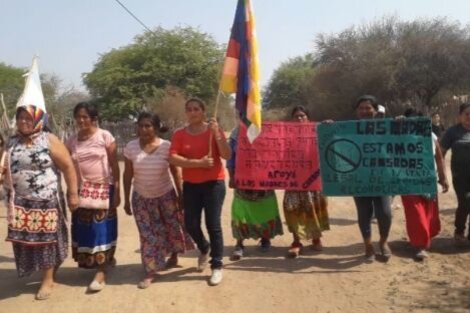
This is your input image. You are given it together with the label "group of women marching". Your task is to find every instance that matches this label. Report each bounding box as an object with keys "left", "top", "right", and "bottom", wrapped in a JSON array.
[{"left": 3, "top": 96, "right": 470, "bottom": 300}]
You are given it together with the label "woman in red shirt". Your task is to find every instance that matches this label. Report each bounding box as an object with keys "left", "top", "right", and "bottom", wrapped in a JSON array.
[{"left": 169, "top": 98, "right": 231, "bottom": 286}]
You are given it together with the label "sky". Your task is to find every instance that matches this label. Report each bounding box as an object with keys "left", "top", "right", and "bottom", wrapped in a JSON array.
[{"left": 2, "top": 0, "right": 470, "bottom": 92}]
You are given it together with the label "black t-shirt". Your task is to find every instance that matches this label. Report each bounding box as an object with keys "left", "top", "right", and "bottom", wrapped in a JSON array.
[{"left": 440, "top": 124, "right": 470, "bottom": 173}]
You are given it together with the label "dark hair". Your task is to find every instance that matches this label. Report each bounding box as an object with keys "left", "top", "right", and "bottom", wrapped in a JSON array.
[
  {"left": 291, "top": 105, "right": 310, "bottom": 119},
  {"left": 15, "top": 106, "right": 50, "bottom": 129},
  {"left": 137, "top": 111, "right": 168, "bottom": 133},
  {"left": 431, "top": 112, "right": 440, "bottom": 117},
  {"left": 459, "top": 103, "right": 470, "bottom": 114},
  {"left": 355, "top": 95, "right": 379, "bottom": 111},
  {"left": 15, "top": 106, "right": 28, "bottom": 120},
  {"left": 404, "top": 108, "right": 423, "bottom": 117},
  {"left": 185, "top": 98, "right": 206, "bottom": 111},
  {"left": 73, "top": 101, "right": 99, "bottom": 121}
]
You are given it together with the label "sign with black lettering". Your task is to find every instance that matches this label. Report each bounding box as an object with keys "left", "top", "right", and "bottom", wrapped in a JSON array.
[
  {"left": 317, "top": 118, "right": 437, "bottom": 196},
  {"left": 235, "top": 122, "right": 321, "bottom": 190}
]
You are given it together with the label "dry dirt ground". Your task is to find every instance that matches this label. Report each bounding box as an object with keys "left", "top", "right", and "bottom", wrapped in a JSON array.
[{"left": 0, "top": 161, "right": 469, "bottom": 313}]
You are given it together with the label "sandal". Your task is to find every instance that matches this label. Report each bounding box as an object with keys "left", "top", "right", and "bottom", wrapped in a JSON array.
[
  {"left": 311, "top": 238, "right": 323, "bottom": 251},
  {"left": 166, "top": 255, "right": 178, "bottom": 269},
  {"left": 365, "top": 244, "right": 375, "bottom": 263},
  {"left": 88, "top": 279, "right": 106, "bottom": 292},
  {"left": 35, "top": 285, "right": 53, "bottom": 300},
  {"left": 287, "top": 243, "right": 303, "bottom": 258},
  {"left": 230, "top": 245, "right": 244, "bottom": 261},
  {"left": 138, "top": 277, "right": 154, "bottom": 289},
  {"left": 380, "top": 242, "right": 392, "bottom": 261}
]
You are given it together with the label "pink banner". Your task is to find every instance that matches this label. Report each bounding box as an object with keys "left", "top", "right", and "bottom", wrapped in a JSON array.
[{"left": 235, "top": 122, "right": 322, "bottom": 191}]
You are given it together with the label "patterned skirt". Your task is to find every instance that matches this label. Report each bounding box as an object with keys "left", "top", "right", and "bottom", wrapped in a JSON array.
[
  {"left": 283, "top": 191, "right": 330, "bottom": 240},
  {"left": 9, "top": 196, "right": 68, "bottom": 277},
  {"left": 132, "top": 189, "right": 194, "bottom": 275},
  {"left": 231, "top": 190, "right": 284, "bottom": 241},
  {"left": 71, "top": 206, "right": 117, "bottom": 269}
]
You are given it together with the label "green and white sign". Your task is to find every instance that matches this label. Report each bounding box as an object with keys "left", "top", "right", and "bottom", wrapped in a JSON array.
[{"left": 317, "top": 118, "right": 437, "bottom": 196}]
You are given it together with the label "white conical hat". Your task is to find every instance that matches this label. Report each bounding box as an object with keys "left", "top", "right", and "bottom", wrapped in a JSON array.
[{"left": 16, "top": 56, "right": 46, "bottom": 112}]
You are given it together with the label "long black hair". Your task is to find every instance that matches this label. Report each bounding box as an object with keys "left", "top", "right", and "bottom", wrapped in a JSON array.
[{"left": 137, "top": 111, "right": 168, "bottom": 133}]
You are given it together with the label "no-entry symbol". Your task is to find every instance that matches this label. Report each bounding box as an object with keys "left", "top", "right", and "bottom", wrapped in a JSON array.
[{"left": 325, "top": 139, "right": 362, "bottom": 173}]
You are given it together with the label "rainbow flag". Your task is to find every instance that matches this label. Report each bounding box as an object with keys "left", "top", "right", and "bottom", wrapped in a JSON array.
[{"left": 220, "top": 0, "right": 261, "bottom": 143}]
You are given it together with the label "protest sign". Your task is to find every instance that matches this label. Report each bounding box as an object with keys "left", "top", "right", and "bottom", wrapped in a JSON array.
[
  {"left": 317, "top": 118, "right": 437, "bottom": 196},
  {"left": 235, "top": 122, "right": 321, "bottom": 191}
]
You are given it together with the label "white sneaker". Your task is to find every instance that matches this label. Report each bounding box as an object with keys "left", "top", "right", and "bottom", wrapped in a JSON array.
[
  {"left": 197, "top": 252, "right": 209, "bottom": 272},
  {"left": 209, "top": 269, "right": 223, "bottom": 286}
]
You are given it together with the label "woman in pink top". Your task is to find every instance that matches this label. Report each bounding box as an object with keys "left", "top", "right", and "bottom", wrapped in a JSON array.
[
  {"left": 123, "top": 112, "right": 194, "bottom": 289},
  {"left": 66, "top": 102, "right": 120, "bottom": 292}
]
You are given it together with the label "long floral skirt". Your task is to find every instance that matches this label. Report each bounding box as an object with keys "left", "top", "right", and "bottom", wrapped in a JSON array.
[
  {"left": 132, "top": 189, "right": 194, "bottom": 275},
  {"left": 231, "top": 190, "right": 284, "bottom": 241},
  {"left": 283, "top": 191, "right": 330, "bottom": 240}
]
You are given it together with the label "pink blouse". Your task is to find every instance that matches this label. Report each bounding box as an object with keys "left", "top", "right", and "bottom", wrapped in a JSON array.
[{"left": 66, "top": 128, "right": 115, "bottom": 184}]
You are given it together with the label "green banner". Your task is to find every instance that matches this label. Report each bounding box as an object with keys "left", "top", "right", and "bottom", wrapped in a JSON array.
[{"left": 317, "top": 118, "right": 437, "bottom": 196}]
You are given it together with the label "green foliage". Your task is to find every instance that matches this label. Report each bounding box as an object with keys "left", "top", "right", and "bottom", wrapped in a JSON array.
[
  {"left": 84, "top": 26, "right": 225, "bottom": 120},
  {"left": 264, "top": 17, "right": 470, "bottom": 121},
  {"left": 263, "top": 54, "right": 315, "bottom": 108},
  {"left": 0, "top": 63, "right": 67, "bottom": 119},
  {"left": 0, "top": 63, "right": 24, "bottom": 114}
]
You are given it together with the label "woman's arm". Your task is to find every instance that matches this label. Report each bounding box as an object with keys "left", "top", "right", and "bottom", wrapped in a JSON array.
[
  {"left": 169, "top": 154, "right": 213, "bottom": 168},
  {"left": 169, "top": 164, "right": 183, "bottom": 197},
  {"left": 434, "top": 140, "right": 449, "bottom": 193},
  {"left": 209, "top": 118, "right": 231, "bottom": 160},
  {"left": 106, "top": 141, "right": 121, "bottom": 209},
  {"left": 169, "top": 164, "right": 184, "bottom": 210},
  {"left": 122, "top": 157, "right": 133, "bottom": 215},
  {"left": 49, "top": 133, "right": 79, "bottom": 211}
]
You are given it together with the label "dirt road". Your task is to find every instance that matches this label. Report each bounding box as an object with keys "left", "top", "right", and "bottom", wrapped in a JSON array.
[{"left": 0, "top": 162, "right": 469, "bottom": 313}]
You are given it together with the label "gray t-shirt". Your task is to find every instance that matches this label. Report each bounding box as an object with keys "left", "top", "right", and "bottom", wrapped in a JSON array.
[{"left": 440, "top": 124, "right": 470, "bottom": 172}]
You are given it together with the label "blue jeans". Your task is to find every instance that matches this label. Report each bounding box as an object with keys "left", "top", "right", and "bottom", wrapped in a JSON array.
[
  {"left": 353, "top": 196, "right": 392, "bottom": 240},
  {"left": 183, "top": 180, "right": 225, "bottom": 269}
]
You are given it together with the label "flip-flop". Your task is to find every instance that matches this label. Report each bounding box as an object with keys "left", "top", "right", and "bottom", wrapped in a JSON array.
[
  {"left": 35, "top": 289, "right": 52, "bottom": 301},
  {"left": 138, "top": 278, "right": 154, "bottom": 289},
  {"left": 311, "top": 239, "right": 323, "bottom": 251},
  {"left": 365, "top": 244, "right": 375, "bottom": 263},
  {"left": 287, "top": 243, "right": 303, "bottom": 258},
  {"left": 88, "top": 280, "right": 106, "bottom": 292},
  {"left": 380, "top": 243, "right": 392, "bottom": 260},
  {"left": 165, "top": 257, "right": 178, "bottom": 269}
]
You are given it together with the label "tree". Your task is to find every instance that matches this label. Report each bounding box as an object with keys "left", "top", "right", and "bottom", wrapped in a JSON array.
[
  {"left": 314, "top": 17, "right": 470, "bottom": 118},
  {"left": 0, "top": 63, "right": 24, "bottom": 114},
  {"left": 263, "top": 54, "right": 315, "bottom": 108},
  {"left": 264, "top": 17, "right": 470, "bottom": 120},
  {"left": 0, "top": 62, "right": 89, "bottom": 134},
  {"left": 84, "top": 27, "right": 226, "bottom": 120}
]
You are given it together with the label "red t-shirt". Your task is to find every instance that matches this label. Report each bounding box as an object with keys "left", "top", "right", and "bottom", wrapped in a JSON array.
[{"left": 169, "top": 127, "right": 226, "bottom": 183}]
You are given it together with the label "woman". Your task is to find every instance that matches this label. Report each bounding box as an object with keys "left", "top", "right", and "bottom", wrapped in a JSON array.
[
  {"left": 284, "top": 106, "right": 330, "bottom": 258},
  {"left": 440, "top": 103, "right": 470, "bottom": 246},
  {"left": 4, "top": 105, "right": 78, "bottom": 300},
  {"left": 227, "top": 125, "right": 283, "bottom": 260},
  {"left": 431, "top": 112, "right": 446, "bottom": 139},
  {"left": 353, "top": 95, "right": 393, "bottom": 262},
  {"left": 66, "top": 102, "right": 120, "bottom": 292},
  {"left": 123, "top": 112, "right": 194, "bottom": 289},
  {"left": 169, "top": 98, "right": 231, "bottom": 286},
  {"left": 400, "top": 109, "right": 449, "bottom": 260}
]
